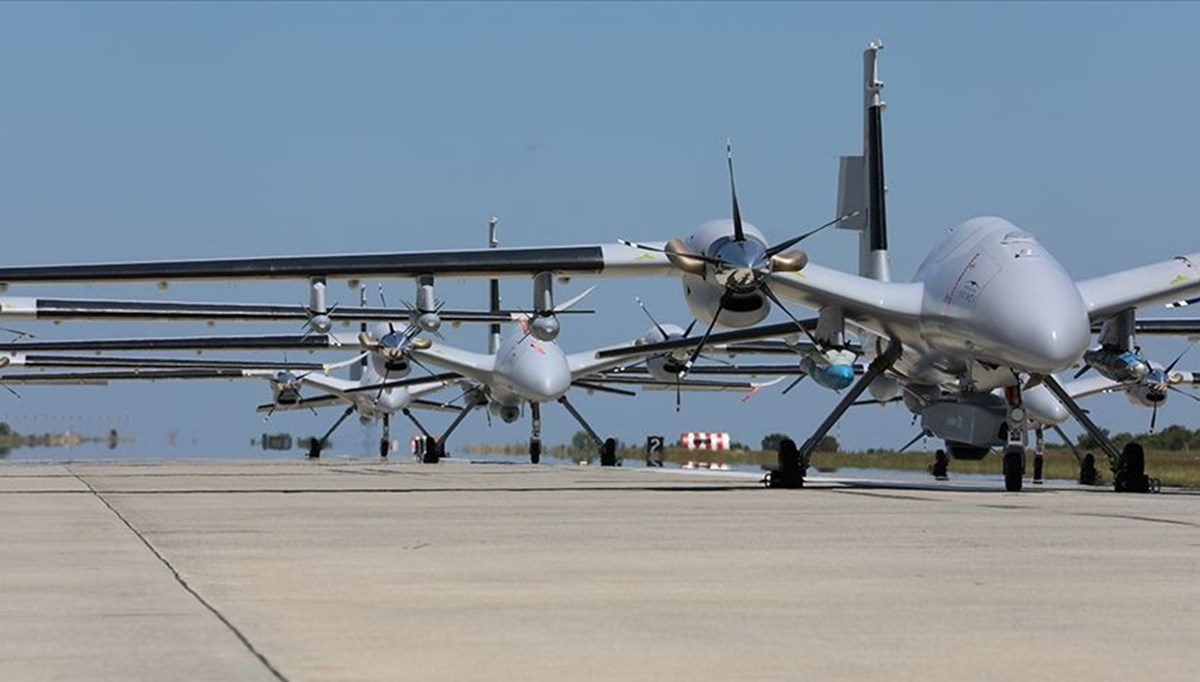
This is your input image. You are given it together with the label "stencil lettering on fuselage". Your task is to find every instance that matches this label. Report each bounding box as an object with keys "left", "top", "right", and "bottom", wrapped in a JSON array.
[{"left": 942, "top": 249, "right": 1001, "bottom": 315}]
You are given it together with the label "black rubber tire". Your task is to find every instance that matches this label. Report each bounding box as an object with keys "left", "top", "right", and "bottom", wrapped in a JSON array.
[
  {"left": 1116, "top": 442, "right": 1148, "bottom": 492},
  {"left": 307, "top": 442, "right": 322, "bottom": 459},
  {"left": 1003, "top": 446, "right": 1024, "bottom": 492},
  {"left": 772, "top": 438, "right": 804, "bottom": 488},
  {"left": 1078, "top": 453, "right": 1099, "bottom": 486},
  {"left": 529, "top": 439, "right": 542, "bottom": 464},
  {"left": 932, "top": 449, "right": 949, "bottom": 480},
  {"left": 599, "top": 438, "right": 617, "bottom": 467},
  {"left": 422, "top": 439, "right": 441, "bottom": 464}
]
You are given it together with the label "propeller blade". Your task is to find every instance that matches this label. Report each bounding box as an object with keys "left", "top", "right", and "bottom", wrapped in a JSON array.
[
  {"left": 635, "top": 297, "right": 670, "bottom": 340},
  {"left": 682, "top": 296, "right": 726, "bottom": 373},
  {"left": 897, "top": 429, "right": 929, "bottom": 453},
  {"left": 683, "top": 319, "right": 698, "bottom": 337},
  {"left": 1167, "top": 385, "right": 1200, "bottom": 402},
  {"left": 760, "top": 283, "right": 823, "bottom": 349},
  {"left": 553, "top": 286, "right": 595, "bottom": 314},
  {"left": 726, "top": 140, "right": 746, "bottom": 243},
  {"left": 764, "top": 209, "right": 865, "bottom": 258},
  {"left": 1073, "top": 364, "right": 1092, "bottom": 380},
  {"left": 675, "top": 375, "right": 681, "bottom": 413},
  {"left": 1164, "top": 342, "right": 1196, "bottom": 373},
  {"left": 1150, "top": 402, "right": 1159, "bottom": 432},
  {"left": 781, "top": 373, "right": 806, "bottom": 395}
]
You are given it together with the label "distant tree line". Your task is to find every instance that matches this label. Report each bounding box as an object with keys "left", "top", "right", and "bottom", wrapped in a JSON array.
[{"left": 1077, "top": 425, "right": 1200, "bottom": 452}]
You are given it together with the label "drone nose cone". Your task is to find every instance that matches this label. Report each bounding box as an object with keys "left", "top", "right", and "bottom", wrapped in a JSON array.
[
  {"left": 511, "top": 354, "right": 572, "bottom": 401},
  {"left": 1024, "top": 300, "right": 1090, "bottom": 372},
  {"left": 975, "top": 263, "right": 1090, "bottom": 373}
]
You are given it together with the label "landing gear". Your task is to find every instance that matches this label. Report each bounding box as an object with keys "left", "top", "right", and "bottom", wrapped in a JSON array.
[
  {"left": 1032, "top": 426, "right": 1044, "bottom": 485},
  {"left": 599, "top": 438, "right": 617, "bottom": 467},
  {"left": 1042, "top": 375, "right": 1156, "bottom": 493},
  {"left": 426, "top": 388, "right": 484, "bottom": 464},
  {"left": 1001, "top": 383, "right": 1028, "bottom": 492},
  {"left": 1003, "top": 445, "right": 1025, "bottom": 492},
  {"left": 422, "top": 437, "right": 442, "bottom": 464},
  {"left": 765, "top": 438, "right": 803, "bottom": 488},
  {"left": 795, "top": 340, "right": 903, "bottom": 473},
  {"left": 379, "top": 414, "right": 391, "bottom": 458},
  {"left": 529, "top": 402, "right": 542, "bottom": 464},
  {"left": 1114, "top": 442, "right": 1152, "bottom": 493},
  {"left": 557, "top": 395, "right": 617, "bottom": 467},
  {"left": 1049, "top": 423, "right": 1099, "bottom": 486},
  {"left": 931, "top": 449, "right": 950, "bottom": 481},
  {"left": 1079, "top": 453, "right": 1099, "bottom": 486},
  {"left": 308, "top": 406, "right": 356, "bottom": 460}
]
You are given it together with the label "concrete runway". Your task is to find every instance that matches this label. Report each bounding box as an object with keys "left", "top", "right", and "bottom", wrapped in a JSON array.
[{"left": 0, "top": 459, "right": 1196, "bottom": 681}]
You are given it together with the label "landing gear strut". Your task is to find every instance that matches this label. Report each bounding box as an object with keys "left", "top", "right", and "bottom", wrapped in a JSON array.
[
  {"left": 931, "top": 449, "right": 950, "bottom": 481},
  {"left": 379, "top": 413, "right": 391, "bottom": 458},
  {"left": 308, "top": 405, "right": 356, "bottom": 460},
  {"left": 529, "top": 402, "right": 542, "bottom": 464},
  {"left": 1042, "top": 375, "right": 1156, "bottom": 493},
  {"left": 1032, "top": 426, "right": 1044, "bottom": 484},
  {"left": 785, "top": 340, "right": 902, "bottom": 487},
  {"left": 765, "top": 438, "right": 803, "bottom": 488},
  {"left": 1001, "top": 384, "right": 1027, "bottom": 492},
  {"left": 425, "top": 388, "right": 483, "bottom": 464},
  {"left": 557, "top": 395, "right": 617, "bottom": 466}
]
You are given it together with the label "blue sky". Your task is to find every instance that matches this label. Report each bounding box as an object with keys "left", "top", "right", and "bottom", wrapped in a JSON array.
[{"left": 0, "top": 3, "right": 1197, "bottom": 458}]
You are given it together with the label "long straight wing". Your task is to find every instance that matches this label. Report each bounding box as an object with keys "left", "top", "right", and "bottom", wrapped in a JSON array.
[
  {"left": 584, "top": 373, "right": 784, "bottom": 392},
  {"left": 2, "top": 354, "right": 328, "bottom": 371},
  {"left": 767, "top": 265, "right": 925, "bottom": 328},
  {"left": 0, "top": 368, "right": 250, "bottom": 385},
  {"left": 405, "top": 345, "right": 497, "bottom": 386},
  {"left": 0, "top": 243, "right": 671, "bottom": 284},
  {"left": 0, "top": 334, "right": 350, "bottom": 353},
  {"left": 1075, "top": 253, "right": 1200, "bottom": 320},
  {"left": 0, "top": 296, "right": 570, "bottom": 324}
]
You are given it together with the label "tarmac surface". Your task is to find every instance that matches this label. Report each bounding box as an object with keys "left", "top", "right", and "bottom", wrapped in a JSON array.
[{"left": 0, "top": 458, "right": 1196, "bottom": 681}]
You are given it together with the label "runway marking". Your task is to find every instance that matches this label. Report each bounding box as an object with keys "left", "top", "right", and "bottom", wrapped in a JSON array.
[{"left": 66, "top": 466, "right": 290, "bottom": 682}]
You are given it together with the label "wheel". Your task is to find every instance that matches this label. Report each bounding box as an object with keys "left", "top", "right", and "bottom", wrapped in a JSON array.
[
  {"left": 1078, "top": 453, "right": 1099, "bottom": 486},
  {"left": 599, "top": 438, "right": 617, "bottom": 467},
  {"left": 529, "top": 439, "right": 542, "bottom": 464},
  {"left": 1002, "top": 446, "right": 1024, "bottom": 492},
  {"left": 379, "top": 439, "right": 390, "bottom": 458},
  {"left": 768, "top": 438, "right": 803, "bottom": 488},
  {"left": 1116, "top": 442, "right": 1148, "bottom": 493},
  {"left": 931, "top": 449, "right": 949, "bottom": 481},
  {"left": 307, "top": 440, "right": 322, "bottom": 459},
  {"left": 422, "top": 438, "right": 441, "bottom": 464}
]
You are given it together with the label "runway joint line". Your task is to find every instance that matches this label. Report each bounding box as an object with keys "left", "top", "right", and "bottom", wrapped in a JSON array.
[{"left": 66, "top": 466, "right": 290, "bottom": 682}]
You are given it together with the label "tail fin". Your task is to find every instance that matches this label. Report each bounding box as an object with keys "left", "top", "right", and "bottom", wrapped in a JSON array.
[
  {"left": 836, "top": 41, "right": 890, "bottom": 282},
  {"left": 488, "top": 217, "right": 501, "bottom": 355},
  {"left": 349, "top": 284, "right": 366, "bottom": 382}
]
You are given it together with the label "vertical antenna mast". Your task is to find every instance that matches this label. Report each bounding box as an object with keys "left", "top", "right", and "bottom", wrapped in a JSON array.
[{"left": 487, "top": 217, "right": 501, "bottom": 355}]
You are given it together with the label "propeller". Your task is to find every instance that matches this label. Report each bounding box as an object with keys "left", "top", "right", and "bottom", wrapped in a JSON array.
[
  {"left": 1145, "top": 342, "right": 1196, "bottom": 432},
  {"left": 620, "top": 141, "right": 859, "bottom": 378}
]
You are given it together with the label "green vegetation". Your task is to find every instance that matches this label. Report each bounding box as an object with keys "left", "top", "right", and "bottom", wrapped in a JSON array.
[{"left": 465, "top": 424, "right": 1200, "bottom": 488}]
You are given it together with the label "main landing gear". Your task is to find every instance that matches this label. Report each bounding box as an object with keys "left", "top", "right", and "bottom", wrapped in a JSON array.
[
  {"left": 307, "top": 406, "right": 357, "bottom": 459},
  {"left": 1042, "top": 375, "right": 1157, "bottom": 493},
  {"left": 557, "top": 395, "right": 618, "bottom": 466},
  {"left": 529, "top": 402, "right": 542, "bottom": 464},
  {"left": 422, "top": 389, "right": 484, "bottom": 464},
  {"left": 1001, "top": 384, "right": 1026, "bottom": 492},
  {"left": 767, "top": 340, "right": 902, "bottom": 488}
]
